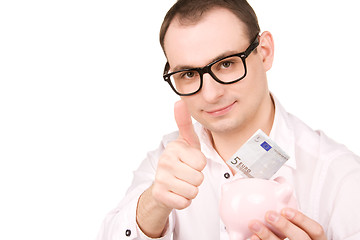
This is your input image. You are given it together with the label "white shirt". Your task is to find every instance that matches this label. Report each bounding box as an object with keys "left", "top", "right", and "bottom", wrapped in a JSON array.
[{"left": 97, "top": 96, "right": 360, "bottom": 240}]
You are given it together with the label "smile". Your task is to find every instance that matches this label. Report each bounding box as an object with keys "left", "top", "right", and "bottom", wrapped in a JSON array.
[{"left": 205, "top": 101, "right": 236, "bottom": 117}]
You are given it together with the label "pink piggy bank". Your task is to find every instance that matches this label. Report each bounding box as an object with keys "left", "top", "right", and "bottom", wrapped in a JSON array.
[{"left": 219, "top": 177, "right": 298, "bottom": 240}]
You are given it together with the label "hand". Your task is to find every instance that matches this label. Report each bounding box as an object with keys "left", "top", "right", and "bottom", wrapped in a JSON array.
[
  {"left": 136, "top": 101, "right": 206, "bottom": 238},
  {"left": 151, "top": 100, "right": 207, "bottom": 211},
  {"left": 248, "top": 208, "right": 327, "bottom": 240}
]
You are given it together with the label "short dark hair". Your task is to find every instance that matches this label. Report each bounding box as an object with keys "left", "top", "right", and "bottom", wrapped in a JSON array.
[{"left": 159, "top": 0, "right": 261, "bottom": 52}]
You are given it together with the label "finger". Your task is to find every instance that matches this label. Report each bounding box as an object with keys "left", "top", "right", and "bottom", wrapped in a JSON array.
[
  {"left": 163, "top": 140, "right": 206, "bottom": 172},
  {"left": 169, "top": 177, "right": 199, "bottom": 200},
  {"left": 177, "top": 145, "right": 207, "bottom": 172},
  {"left": 160, "top": 160, "right": 202, "bottom": 200},
  {"left": 248, "top": 220, "right": 280, "bottom": 240},
  {"left": 281, "top": 208, "right": 326, "bottom": 240},
  {"left": 172, "top": 160, "right": 204, "bottom": 186},
  {"left": 174, "top": 100, "right": 200, "bottom": 149},
  {"left": 265, "top": 211, "right": 311, "bottom": 240},
  {"left": 250, "top": 235, "right": 261, "bottom": 240},
  {"left": 152, "top": 184, "right": 191, "bottom": 210},
  {"left": 154, "top": 170, "right": 197, "bottom": 208},
  {"left": 164, "top": 191, "right": 192, "bottom": 210},
  {"left": 155, "top": 161, "right": 200, "bottom": 200}
]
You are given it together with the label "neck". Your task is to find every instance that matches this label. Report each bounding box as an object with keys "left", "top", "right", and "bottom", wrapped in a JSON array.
[{"left": 210, "top": 93, "right": 275, "bottom": 163}]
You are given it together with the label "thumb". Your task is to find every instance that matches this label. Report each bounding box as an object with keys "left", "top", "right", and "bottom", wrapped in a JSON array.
[{"left": 174, "top": 100, "right": 200, "bottom": 149}]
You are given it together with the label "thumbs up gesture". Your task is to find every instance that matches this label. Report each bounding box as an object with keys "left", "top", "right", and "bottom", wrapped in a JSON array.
[{"left": 152, "top": 100, "right": 207, "bottom": 210}]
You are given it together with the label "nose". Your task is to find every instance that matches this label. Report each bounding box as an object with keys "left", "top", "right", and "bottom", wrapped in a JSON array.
[{"left": 200, "top": 73, "right": 225, "bottom": 103}]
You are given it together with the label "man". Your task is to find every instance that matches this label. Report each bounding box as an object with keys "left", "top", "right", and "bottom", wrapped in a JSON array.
[{"left": 98, "top": 0, "right": 360, "bottom": 239}]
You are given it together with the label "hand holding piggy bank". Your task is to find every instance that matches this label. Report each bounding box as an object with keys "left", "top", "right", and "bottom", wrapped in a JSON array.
[{"left": 219, "top": 177, "right": 298, "bottom": 240}]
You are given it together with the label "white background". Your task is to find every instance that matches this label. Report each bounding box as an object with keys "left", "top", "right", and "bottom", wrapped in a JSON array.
[{"left": 0, "top": 1, "right": 359, "bottom": 239}]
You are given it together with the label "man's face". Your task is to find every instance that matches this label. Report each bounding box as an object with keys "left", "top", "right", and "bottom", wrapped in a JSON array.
[{"left": 164, "top": 8, "right": 273, "bottom": 135}]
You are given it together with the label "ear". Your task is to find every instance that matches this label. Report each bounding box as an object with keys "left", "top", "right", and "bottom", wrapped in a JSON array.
[{"left": 258, "top": 31, "right": 275, "bottom": 72}]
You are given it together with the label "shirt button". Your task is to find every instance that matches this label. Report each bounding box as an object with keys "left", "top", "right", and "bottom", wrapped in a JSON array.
[
  {"left": 224, "top": 172, "right": 230, "bottom": 179},
  {"left": 125, "top": 229, "right": 131, "bottom": 237}
]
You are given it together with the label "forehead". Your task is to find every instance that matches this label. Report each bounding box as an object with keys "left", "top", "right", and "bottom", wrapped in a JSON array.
[{"left": 164, "top": 7, "right": 249, "bottom": 69}]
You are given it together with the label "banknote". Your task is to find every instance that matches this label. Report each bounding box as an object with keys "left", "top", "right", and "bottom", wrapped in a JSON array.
[{"left": 226, "top": 129, "right": 289, "bottom": 179}]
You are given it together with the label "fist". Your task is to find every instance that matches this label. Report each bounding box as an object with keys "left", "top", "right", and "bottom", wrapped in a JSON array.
[{"left": 152, "top": 100, "right": 207, "bottom": 210}]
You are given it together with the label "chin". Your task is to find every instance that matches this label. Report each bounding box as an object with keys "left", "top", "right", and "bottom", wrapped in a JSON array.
[{"left": 202, "top": 118, "right": 243, "bottom": 134}]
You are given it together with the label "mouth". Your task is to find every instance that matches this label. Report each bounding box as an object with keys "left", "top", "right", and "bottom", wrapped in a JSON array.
[{"left": 205, "top": 101, "right": 236, "bottom": 117}]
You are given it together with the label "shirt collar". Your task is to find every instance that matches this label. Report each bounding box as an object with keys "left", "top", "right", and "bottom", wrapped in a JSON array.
[
  {"left": 269, "top": 93, "right": 297, "bottom": 170},
  {"left": 194, "top": 93, "right": 297, "bottom": 170},
  {"left": 195, "top": 123, "right": 225, "bottom": 164}
]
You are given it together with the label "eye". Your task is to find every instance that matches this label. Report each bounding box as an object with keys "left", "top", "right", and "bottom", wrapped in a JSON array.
[
  {"left": 221, "top": 61, "right": 232, "bottom": 68},
  {"left": 180, "top": 71, "right": 196, "bottom": 79}
]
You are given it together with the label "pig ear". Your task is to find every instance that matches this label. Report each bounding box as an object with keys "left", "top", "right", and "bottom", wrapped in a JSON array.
[
  {"left": 275, "top": 180, "right": 294, "bottom": 204},
  {"left": 274, "top": 176, "right": 286, "bottom": 184}
]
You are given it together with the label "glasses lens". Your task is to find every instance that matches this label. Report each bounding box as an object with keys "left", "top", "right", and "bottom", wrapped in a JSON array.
[
  {"left": 169, "top": 70, "right": 201, "bottom": 95},
  {"left": 210, "top": 56, "right": 245, "bottom": 83}
]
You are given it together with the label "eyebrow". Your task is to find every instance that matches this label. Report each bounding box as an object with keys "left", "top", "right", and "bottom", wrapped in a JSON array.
[{"left": 171, "top": 50, "right": 239, "bottom": 72}]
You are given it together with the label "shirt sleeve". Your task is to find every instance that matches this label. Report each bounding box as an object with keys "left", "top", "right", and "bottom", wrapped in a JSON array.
[
  {"left": 97, "top": 139, "right": 176, "bottom": 240},
  {"left": 321, "top": 154, "right": 360, "bottom": 240},
  {"left": 329, "top": 168, "right": 360, "bottom": 239}
]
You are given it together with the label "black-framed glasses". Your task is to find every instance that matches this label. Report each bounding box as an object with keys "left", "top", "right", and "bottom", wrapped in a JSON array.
[{"left": 163, "top": 35, "right": 259, "bottom": 96}]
